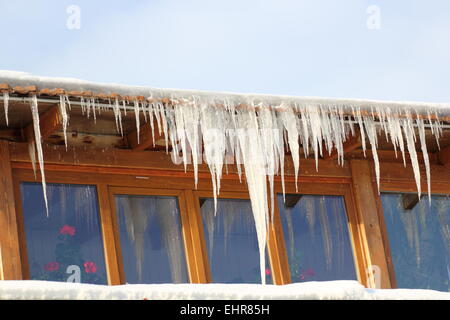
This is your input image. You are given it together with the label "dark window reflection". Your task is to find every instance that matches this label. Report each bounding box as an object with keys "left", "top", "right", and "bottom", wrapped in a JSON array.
[
  {"left": 115, "top": 195, "right": 189, "bottom": 284},
  {"left": 21, "top": 182, "right": 107, "bottom": 284},
  {"left": 381, "top": 193, "right": 450, "bottom": 292},
  {"left": 200, "top": 198, "right": 272, "bottom": 284},
  {"left": 278, "top": 194, "right": 357, "bottom": 282}
]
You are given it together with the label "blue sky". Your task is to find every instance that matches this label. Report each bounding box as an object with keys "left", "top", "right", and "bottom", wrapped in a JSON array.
[{"left": 1, "top": 0, "right": 449, "bottom": 102}]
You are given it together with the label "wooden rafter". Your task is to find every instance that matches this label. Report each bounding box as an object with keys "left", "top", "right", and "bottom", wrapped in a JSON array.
[
  {"left": 24, "top": 105, "right": 63, "bottom": 142},
  {"left": 401, "top": 194, "right": 420, "bottom": 210},
  {"left": 349, "top": 149, "right": 439, "bottom": 165},
  {"left": 283, "top": 194, "right": 302, "bottom": 208},
  {"left": 126, "top": 121, "right": 167, "bottom": 151},
  {"left": 323, "top": 130, "right": 362, "bottom": 160},
  {"left": 437, "top": 145, "right": 450, "bottom": 167}
]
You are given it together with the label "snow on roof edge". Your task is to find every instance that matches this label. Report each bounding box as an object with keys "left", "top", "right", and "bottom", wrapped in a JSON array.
[{"left": 1, "top": 70, "right": 449, "bottom": 115}]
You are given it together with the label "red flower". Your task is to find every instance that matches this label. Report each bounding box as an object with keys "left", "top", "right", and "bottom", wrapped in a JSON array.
[
  {"left": 84, "top": 261, "right": 97, "bottom": 273},
  {"left": 60, "top": 225, "right": 76, "bottom": 236},
  {"left": 304, "top": 268, "right": 316, "bottom": 277},
  {"left": 265, "top": 268, "right": 271, "bottom": 276},
  {"left": 44, "top": 262, "right": 60, "bottom": 271}
]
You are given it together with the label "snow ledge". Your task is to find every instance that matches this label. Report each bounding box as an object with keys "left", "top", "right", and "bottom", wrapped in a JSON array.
[{"left": 0, "top": 280, "right": 449, "bottom": 300}]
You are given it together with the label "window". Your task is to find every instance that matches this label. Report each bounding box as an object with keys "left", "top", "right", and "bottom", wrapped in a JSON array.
[
  {"left": 114, "top": 193, "right": 189, "bottom": 284},
  {"left": 381, "top": 193, "right": 450, "bottom": 292},
  {"left": 14, "top": 171, "right": 365, "bottom": 286},
  {"left": 277, "top": 194, "right": 357, "bottom": 282},
  {"left": 20, "top": 182, "right": 107, "bottom": 284},
  {"left": 199, "top": 197, "right": 272, "bottom": 284}
]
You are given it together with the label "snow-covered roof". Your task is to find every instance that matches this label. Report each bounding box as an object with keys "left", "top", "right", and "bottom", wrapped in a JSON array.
[{"left": 1, "top": 70, "right": 449, "bottom": 116}]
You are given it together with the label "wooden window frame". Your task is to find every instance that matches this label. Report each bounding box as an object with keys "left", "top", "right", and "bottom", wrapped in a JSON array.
[
  {"left": 10, "top": 168, "right": 371, "bottom": 287},
  {"left": 191, "top": 190, "right": 286, "bottom": 284},
  {"left": 379, "top": 170, "right": 450, "bottom": 289},
  {"left": 9, "top": 166, "right": 375, "bottom": 287},
  {"left": 107, "top": 186, "right": 196, "bottom": 284},
  {"left": 12, "top": 172, "right": 120, "bottom": 284},
  {"left": 272, "top": 181, "right": 368, "bottom": 287}
]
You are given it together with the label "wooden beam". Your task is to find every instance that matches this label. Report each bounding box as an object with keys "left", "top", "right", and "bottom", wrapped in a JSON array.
[
  {"left": 184, "top": 190, "right": 210, "bottom": 283},
  {"left": 126, "top": 121, "right": 167, "bottom": 151},
  {"left": 380, "top": 161, "right": 450, "bottom": 184},
  {"left": 96, "top": 184, "right": 121, "bottom": 285},
  {"left": 24, "top": 106, "right": 62, "bottom": 142},
  {"left": 9, "top": 142, "right": 352, "bottom": 179},
  {"left": 401, "top": 194, "right": 420, "bottom": 211},
  {"left": 437, "top": 145, "right": 450, "bottom": 167},
  {"left": 349, "top": 149, "right": 439, "bottom": 165},
  {"left": 350, "top": 159, "right": 392, "bottom": 289},
  {"left": 0, "top": 141, "right": 22, "bottom": 280},
  {"left": 283, "top": 194, "right": 302, "bottom": 208},
  {"left": 324, "top": 131, "right": 361, "bottom": 160},
  {"left": 0, "top": 129, "right": 22, "bottom": 142}
]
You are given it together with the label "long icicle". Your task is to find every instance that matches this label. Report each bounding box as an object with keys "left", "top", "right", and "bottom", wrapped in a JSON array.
[
  {"left": 59, "top": 95, "right": 69, "bottom": 149},
  {"left": 134, "top": 100, "right": 140, "bottom": 145},
  {"left": 29, "top": 95, "right": 49, "bottom": 216},
  {"left": 3, "top": 92, "right": 9, "bottom": 126}
]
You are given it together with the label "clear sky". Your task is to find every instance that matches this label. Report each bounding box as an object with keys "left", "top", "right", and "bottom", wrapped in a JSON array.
[{"left": 1, "top": 0, "right": 449, "bottom": 102}]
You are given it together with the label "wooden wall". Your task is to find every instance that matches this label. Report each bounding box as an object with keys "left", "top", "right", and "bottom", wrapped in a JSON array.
[{"left": 1, "top": 141, "right": 450, "bottom": 288}]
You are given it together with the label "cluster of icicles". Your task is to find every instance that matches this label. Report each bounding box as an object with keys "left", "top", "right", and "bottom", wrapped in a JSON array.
[{"left": 2, "top": 93, "right": 446, "bottom": 285}]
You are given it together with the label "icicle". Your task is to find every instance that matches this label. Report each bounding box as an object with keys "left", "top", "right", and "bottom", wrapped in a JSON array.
[
  {"left": 141, "top": 101, "right": 148, "bottom": 123},
  {"left": 122, "top": 100, "right": 127, "bottom": 116},
  {"left": 59, "top": 95, "right": 69, "bottom": 149},
  {"left": 28, "top": 141, "right": 37, "bottom": 178},
  {"left": 3, "top": 92, "right": 9, "bottom": 126},
  {"left": 306, "top": 105, "right": 323, "bottom": 171},
  {"left": 80, "top": 97, "right": 86, "bottom": 115},
  {"left": 279, "top": 105, "right": 299, "bottom": 191},
  {"left": 416, "top": 118, "right": 431, "bottom": 202},
  {"left": 113, "top": 98, "right": 123, "bottom": 136},
  {"left": 29, "top": 95, "right": 49, "bottom": 216},
  {"left": 364, "top": 117, "right": 381, "bottom": 192},
  {"left": 91, "top": 98, "right": 97, "bottom": 123},
  {"left": 148, "top": 103, "right": 156, "bottom": 147},
  {"left": 134, "top": 100, "right": 140, "bottom": 145},
  {"left": 402, "top": 118, "right": 421, "bottom": 197},
  {"left": 355, "top": 107, "right": 367, "bottom": 157},
  {"left": 65, "top": 95, "right": 71, "bottom": 111},
  {"left": 86, "top": 98, "right": 91, "bottom": 119},
  {"left": 159, "top": 102, "right": 170, "bottom": 153}
]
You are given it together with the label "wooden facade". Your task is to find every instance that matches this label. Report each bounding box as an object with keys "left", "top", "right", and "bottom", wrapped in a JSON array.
[
  {"left": 1, "top": 138, "right": 449, "bottom": 288},
  {"left": 0, "top": 89, "right": 449, "bottom": 291}
]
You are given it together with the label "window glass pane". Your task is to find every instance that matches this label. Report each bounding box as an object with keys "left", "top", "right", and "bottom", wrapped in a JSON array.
[
  {"left": 115, "top": 195, "right": 189, "bottom": 284},
  {"left": 277, "top": 194, "right": 357, "bottom": 282},
  {"left": 200, "top": 198, "right": 272, "bottom": 284},
  {"left": 381, "top": 193, "right": 450, "bottom": 292},
  {"left": 21, "top": 182, "right": 107, "bottom": 284}
]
